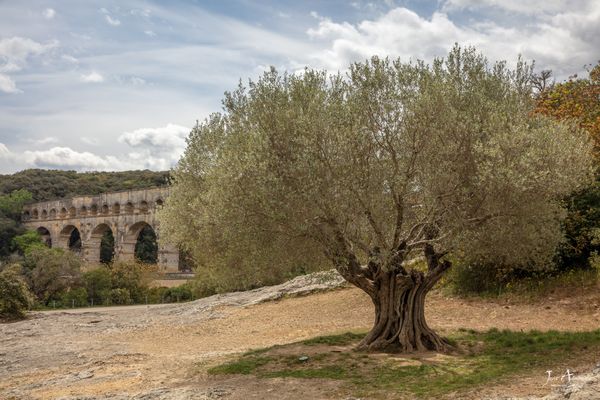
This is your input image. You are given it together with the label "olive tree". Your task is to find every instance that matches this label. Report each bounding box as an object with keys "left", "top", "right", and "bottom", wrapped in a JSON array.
[{"left": 161, "top": 47, "right": 593, "bottom": 352}]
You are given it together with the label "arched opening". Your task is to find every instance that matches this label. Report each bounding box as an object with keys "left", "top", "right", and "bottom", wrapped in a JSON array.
[
  {"left": 60, "top": 225, "right": 82, "bottom": 253},
  {"left": 37, "top": 227, "right": 52, "bottom": 247},
  {"left": 32, "top": 209, "right": 39, "bottom": 219},
  {"left": 22, "top": 211, "right": 30, "bottom": 221},
  {"left": 156, "top": 199, "right": 164, "bottom": 207},
  {"left": 90, "top": 204, "right": 98, "bottom": 215},
  {"left": 41, "top": 210, "right": 48, "bottom": 219},
  {"left": 80, "top": 206, "right": 88, "bottom": 216},
  {"left": 69, "top": 206, "right": 76, "bottom": 217},
  {"left": 91, "top": 223, "right": 115, "bottom": 264},
  {"left": 128, "top": 222, "right": 158, "bottom": 264},
  {"left": 101, "top": 204, "right": 109, "bottom": 214},
  {"left": 125, "top": 202, "right": 134, "bottom": 213},
  {"left": 49, "top": 209, "right": 57, "bottom": 219},
  {"left": 139, "top": 201, "right": 149, "bottom": 213},
  {"left": 113, "top": 202, "right": 120, "bottom": 214},
  {"left": 59, "top": 207, "right": 67, "bottom": 218}
]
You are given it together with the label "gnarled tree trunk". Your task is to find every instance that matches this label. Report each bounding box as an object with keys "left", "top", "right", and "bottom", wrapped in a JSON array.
[{"left": 356, "top": 266, "right": 450, "bottom": 352}]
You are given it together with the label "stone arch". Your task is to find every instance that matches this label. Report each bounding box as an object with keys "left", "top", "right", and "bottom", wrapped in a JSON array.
[
  {"left": 87, "top": 223, "right": 115, "bottom": 264},
  {"left": 156, "top": 199, "right": 164, "bottom": 207},
  {"left": 32, "top": 209, "right": 39, "bottom": 219},
  {"left": 113, "top": 202, "right": 120, "bottom": 214},
  {"left": 80, "top": 206, "right": 88, "bottom": 216},
  {"left": 121, "top": 221, "right": 158, "bottom": 264},
  {"left": 125, "top": 201, "right": 134, "bottom": 213},
  {"left": 101, "top": 204, "right": 109, "bottom": 214},
  {"left": 41, "top": 210, "right": 48, "bottom": 219},
  {"left": 59, "top": 207, "right": 68, "bottom": 218},
  {"left": 49, "top": 209, "right": 57, "bottom": 219},
  {"left": 59, "top": 224, "right": 82, "bottom": 252},
  {"left": 22, "top": 210, "right": 30, "bottom": 221},
  {"left": 36, "top": 226, "right": 52, "bottom": 247},
  {"left": 69, "top": 206, "right": 76, "bottom": 217},
  {"left": 90, "top": 204, "right": 98, "bottom": 215},
  {"left": 139, "top": 201, "right": 149, "bottom": 213}
]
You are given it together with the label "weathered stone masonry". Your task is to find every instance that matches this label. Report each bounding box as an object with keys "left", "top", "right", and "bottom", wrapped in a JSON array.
[{"left": 21, "top": 187, "right": 179, "bottom": 272}]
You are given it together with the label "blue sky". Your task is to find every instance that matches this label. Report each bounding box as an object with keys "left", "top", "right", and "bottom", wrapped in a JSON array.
[{"left": 0, "top": 0, "right": 598, "bottom": 173}]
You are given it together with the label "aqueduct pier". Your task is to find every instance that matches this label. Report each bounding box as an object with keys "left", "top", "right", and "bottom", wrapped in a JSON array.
[{"left": 21, "top": 187, "right": 179, "bottom": 272}]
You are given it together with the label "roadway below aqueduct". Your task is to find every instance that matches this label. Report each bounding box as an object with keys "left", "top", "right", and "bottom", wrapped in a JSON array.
[{"left": 21, "top": 187, "right": 179, "bottom": 272}]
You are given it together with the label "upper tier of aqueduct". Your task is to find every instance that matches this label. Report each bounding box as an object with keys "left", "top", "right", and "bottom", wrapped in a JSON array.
[{"left": 21, "top": 187, "right": 179, "bottom": 272}]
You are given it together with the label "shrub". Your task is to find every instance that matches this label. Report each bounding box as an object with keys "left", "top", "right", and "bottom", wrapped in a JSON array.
[
  {"left": 109, "top": 288, "right": 131, "bottom": 305},
  {"left": 108, "top": 261, "right": 157, "bottom": 303},
  {"left": 83, "top": 267, "right": 112, "bottom": 304},
  {"left": 27, "top": 247, "right": 82, "bottom": 304},
  {"left": 59, "top": 287, "right": 88, "bottom": 308},
  {"left": 144, "top": 286, "right": 169, "bottom": 303},
  {"left": 0, "top": 264, "right": 33, "bottom": 320},
  {"left": 164, "top": 285, "right": 193, "bottom": 302}
]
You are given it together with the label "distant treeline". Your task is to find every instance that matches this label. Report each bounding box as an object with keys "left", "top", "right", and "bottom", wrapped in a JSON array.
[{"left": 0, "top": 169, "right": 170, "bottom": 202}]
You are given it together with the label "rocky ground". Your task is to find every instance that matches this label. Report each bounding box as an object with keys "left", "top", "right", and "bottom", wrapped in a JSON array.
[{"left": 1, "top": 270, "right": 600, "bottom": 399}]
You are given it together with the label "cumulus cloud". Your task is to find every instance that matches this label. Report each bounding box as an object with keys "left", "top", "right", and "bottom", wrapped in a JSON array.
[
  {"left": 105, "top": 15, "right": 121, "bottom": 26},
  {"left": 0, "top": 124, "right": 189, "bottom": 172},
  {"left": 306, "top": 3, "right": 600, "bottom": 78},
  {"left": 23, "top": 147, "right": 133, "bottom": 171},
  {"left": 43, "top": 8, "right": 56, "bottom": 19},
  {"left": 0, "top": 74, "right": 20, "bottom": 93},
  {"left": 0, "top": 143, "right": 13, "bottom": 159},
  {"left": 118, "top": 123, "right": 190, "bottom": 170},
  {"left": 442, "top": 0, "right": 584, "bottom": 15},
  {"left": 0, "top": 36, "right": 58, "bottom": 93},
  {"left": 80, "top": 71, "right": 104, "bottom": 83}
]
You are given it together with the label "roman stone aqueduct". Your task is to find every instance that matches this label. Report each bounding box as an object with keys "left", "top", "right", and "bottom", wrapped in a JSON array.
[{"left": 21, "top": 187, "right": 179, "bottom": 272}]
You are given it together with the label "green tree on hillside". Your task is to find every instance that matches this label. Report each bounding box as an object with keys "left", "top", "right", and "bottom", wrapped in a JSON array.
[
  {"left": 161, "top": 47, "right": 593, "bottom": 352},
  {"left": 0, "top": 189, "right": 32, "bottom": 257},
  {"left": 534, "top": 62, "right": 600, "bottom": 269},
  {"left": 0, "top": 169, "right": 169, "bottom": 202}
]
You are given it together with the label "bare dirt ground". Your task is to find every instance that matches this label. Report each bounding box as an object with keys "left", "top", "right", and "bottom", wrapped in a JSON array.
[{"left": 2, "top": 272, "right": 600, "bottom": 400}]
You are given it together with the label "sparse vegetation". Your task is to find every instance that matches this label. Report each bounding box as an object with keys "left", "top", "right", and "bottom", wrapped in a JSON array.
[
  {"left": 0, "top": 264, "right": 33, "bottom": 320},
  {"left": 209, "top": 329, "right": 600, "bottom": 398}
]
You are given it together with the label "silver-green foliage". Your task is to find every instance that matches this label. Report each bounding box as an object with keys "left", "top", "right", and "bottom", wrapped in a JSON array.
[
  {"left": 160, "top": 46, "right": 593, "bottom": 287},
  {"left": 0, "top": 264, "right": 33, "bottom": 320}
]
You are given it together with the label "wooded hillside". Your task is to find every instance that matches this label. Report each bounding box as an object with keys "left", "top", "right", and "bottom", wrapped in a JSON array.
[{"left": 0, "top": 169, "right": 169, "bottom": 202}]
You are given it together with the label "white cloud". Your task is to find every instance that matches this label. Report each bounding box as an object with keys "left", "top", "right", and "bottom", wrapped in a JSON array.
[
  {"left": 43, "top": 8, "right": 56, "bottom": 19},
  {"left": 0, "top": 36, "right": 58, "bottom": 93},
  {"left": 0, "top": 143, "right": 13, "bottom": 159},
  {"left": 131, "top": 8, "right": 151, "bottom": 18},
  {"left": 118, "top": 123, "right": 188, "bottom": 152},
  {"left": 81, "top": 137, "right": 100, "bottom": 145},
  {"left": 27, "top": 137, "right": 59, "bottom": 145},
  {"left": 144, "top": 30, "right": 156, "bottom": 37},
  {"left": 129, "top": 76, "right": 146, "bottom": 85},
  {"left": 0, "top": 74, "right": 20, "bottom": 93},
  {"left": 118, "top": 123, "right": 189, "bottom": 169},
  {"left": 23, "top": 147, "right": 132, "bottom": 171},
  {"left": 61, "top": 54, "right": 79, "bottom": 63},
  {"left": 306, "top": 5, "right": 600, "bottom": 78},
  {"left": 442, "top": 0, "right": 585, "bottom": 15},
  {"left": 105, "top": 15, "right": 121, "bottom": 26},
  {"left": 80, "top": 71, "right": 104, "bottom": 83}
]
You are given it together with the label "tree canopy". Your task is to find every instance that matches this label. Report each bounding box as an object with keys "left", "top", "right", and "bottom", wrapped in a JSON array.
[
  {"left": 533, "top": 62, "right": 600, "bottom": 269},
  {"left": 161, "top": 47, "right": 593, "bottom": 352},
  {"left": 0, "top": 169, "right": 169, "bottom": 202}
]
